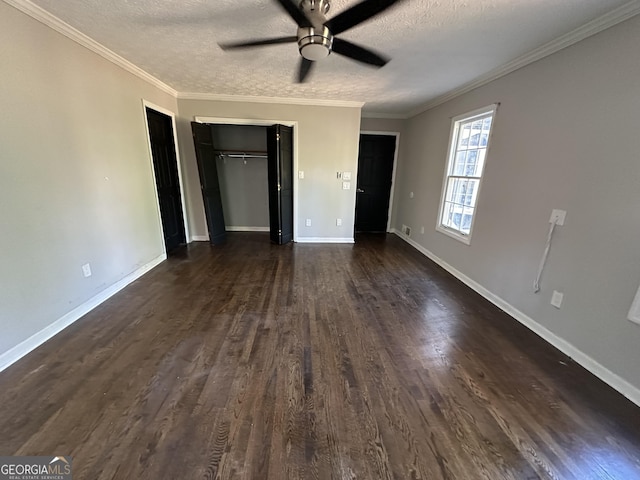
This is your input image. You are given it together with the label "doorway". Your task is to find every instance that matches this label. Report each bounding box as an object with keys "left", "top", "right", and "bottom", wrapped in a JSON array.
[
  {"left": 144, "top": 105, "right": 187, "bottom": 252},
  {"left": 355, "top": 133, "right": 398, "bottom": 233}
]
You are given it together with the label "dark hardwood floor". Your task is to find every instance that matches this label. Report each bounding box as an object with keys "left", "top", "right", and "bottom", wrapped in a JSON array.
[{"left": 1, "top": 233, "right": 639, "bottom": 479}]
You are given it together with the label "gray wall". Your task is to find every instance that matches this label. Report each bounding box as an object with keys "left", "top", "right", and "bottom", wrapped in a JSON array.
[
  {"left": 212, "top": 125, "right": 269, "bottom": 229},
  {"left": 216, "top": 156, "right": 269, "bottom": 229},
  {"left": 0, "top": 3, "right": 177, "bottom": 360},
  {"left": 177, "top": 100, "right": 362, "bottom": 241},
  {"left": 391, "top": 15, "right": 640, "bottom": 397}
]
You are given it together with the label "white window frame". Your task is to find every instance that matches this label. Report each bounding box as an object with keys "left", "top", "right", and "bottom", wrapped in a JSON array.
[{"left": 436, "top": 104, "right": 498, "bottom": 244}]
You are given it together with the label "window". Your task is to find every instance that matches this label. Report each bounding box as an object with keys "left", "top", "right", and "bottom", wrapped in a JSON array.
[{"left": 437, "top": 104, "right": 497, "bottom": 244}]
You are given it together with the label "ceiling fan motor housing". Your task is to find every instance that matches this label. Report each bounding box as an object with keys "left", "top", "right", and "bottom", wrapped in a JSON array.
[{"left": 298, "top": 0, "right": 333, "bottom": 60}]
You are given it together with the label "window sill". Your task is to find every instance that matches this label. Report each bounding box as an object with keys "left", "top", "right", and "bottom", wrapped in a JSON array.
[{"left": 436, "top": 225, "right": 472, "bottom": 245}]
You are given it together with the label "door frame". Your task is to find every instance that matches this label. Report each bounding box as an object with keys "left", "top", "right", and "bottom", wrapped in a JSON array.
[
  {"left": 142, "top": 100, "right": 191, "bottom": 247},
  {"left": 195, "top": 116, "right": 300, "bottom": 242},
  {"left": 358, "top": 130, "right": 401, "bottom": 233}
]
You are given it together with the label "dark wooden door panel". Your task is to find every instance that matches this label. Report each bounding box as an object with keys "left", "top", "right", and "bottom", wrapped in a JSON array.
[
  {"left": 146, "top": 108, "right": 186, "bottom": 251},
  {"left": 192, "top": 122, "right": 226, "bottom": 245},
  {"left": 355, "top": 134, "right": 396, "bottom": 233},
  {"left": 267, "top": 125, "right": 294, "bottom": 245}
]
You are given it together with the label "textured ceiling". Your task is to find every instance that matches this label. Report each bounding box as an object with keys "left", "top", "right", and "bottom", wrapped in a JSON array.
[{"left": 26, "top": 0, "right": 635, "bottom": 115}]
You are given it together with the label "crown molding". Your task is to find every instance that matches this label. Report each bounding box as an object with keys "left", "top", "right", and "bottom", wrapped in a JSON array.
[
  {"left": 361, "top": 111, "right": 409, "bottom": 120},
  {"left": 4, "top": 0, "right": 178, "bottom": 97},
  {"left": 178, "top": 92, "right": 364, "bottom": 109},
  {"left": 408, "top": 1, "right": 640, "bottom": 118}
]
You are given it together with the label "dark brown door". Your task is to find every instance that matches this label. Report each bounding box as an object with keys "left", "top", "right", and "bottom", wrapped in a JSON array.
[
  {"left": 145, "top": 108, "right": 186, "bottom": 252},
  {"left": 191, "top": 122, "right": 227, "bottom": 245},
  {"left": 267, "top": 125, "right": 294, "bottom": 244},
  {"left": 355, "top": 134, "right": 396, "bottom": 233}
]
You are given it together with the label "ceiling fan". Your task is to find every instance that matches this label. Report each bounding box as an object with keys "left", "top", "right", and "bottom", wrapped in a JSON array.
[{"left": 219, "top": 0, "right": 404, "bottom": 82}]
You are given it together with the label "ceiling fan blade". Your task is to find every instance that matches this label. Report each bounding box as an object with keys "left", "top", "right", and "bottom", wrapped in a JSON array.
[
  {"left": 326, "top": 0, "right": 403, "bottom": 35},
  {"left": 297, "top": 58, "right": 315, "bottom": 83},
  {"left": 332, "top": 38, "right": 389, "bottom": 67},
  {"left": 273, "top": 0, "right": 312, "bottom": 28},
  {"left": 219, "top": 36, "right": 298, "bottom": 50}
]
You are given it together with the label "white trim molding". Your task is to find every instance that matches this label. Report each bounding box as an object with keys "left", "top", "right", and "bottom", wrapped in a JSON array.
[
  {"left": 0, "top": 253, "right": 166, "bottom": 373},
  {"left": 191, "top": 235, "right": 210, "bottom": 242},
  {"left": 225, "top": 226, "right": 270, "bottom": 232},
  {"left": 296, "top": 237, "right": 355, "bottom": 244},
  {"left": 181, "top": 92, "right": 364, "bottom": 109},
  {"left": 4, "top": 0, "right": 177, "bottom": 97},
  {"left": 408, "top": 1, "right": 640, "bottom": 117},
  {"left": 391, "top": 229, "right": 640, "bottom": 408},
  {"left": 361, "top": 111, "right": 410, "bottom": 120}
]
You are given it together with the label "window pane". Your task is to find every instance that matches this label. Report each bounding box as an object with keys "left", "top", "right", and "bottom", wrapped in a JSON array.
[
  {"left": 458, "top": 124, "right": 471, "bottom": 148},
  {"left": 461, "top": 207, "right": 474, "bottom": 234},
  {"left": 454, "top": 151, "right": 466, "bottom": 175},
  {"left": 465, "top": 150, "right": 478, "bottom": 176},
  {"left": 441, "top": 201, "right": 457, "bottom": 228}
]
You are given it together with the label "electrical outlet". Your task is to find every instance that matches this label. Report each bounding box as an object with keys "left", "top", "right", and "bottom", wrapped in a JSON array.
[
  {"left": 305, "top": 219, "right": 312, "bottom": 227},
  {"left": 336, "top": 218, "right": 342, "bottom": 226},
  {"left": 82, "top": 263, "right": 92, "bottom": 278},
  {"left": 549, "top": 209, "right": 567, "bottom": 226},
  {"left": 342, "top": 182, "right": 351, "bottom": 190},
  {"left": 409, "top": 192, "right": 414, "bottom": 199},
  {"left": 298, "top": 171, "right": 304, "bottom": 179},
  {"left": 551, "top": 290, "right": 564, "bottom": 309},
  {"left": 343, "top": 172, "right": 352, "bottom": 181},
  {"left": 421, "top": 226, "right": 425, "bottom": 234}
]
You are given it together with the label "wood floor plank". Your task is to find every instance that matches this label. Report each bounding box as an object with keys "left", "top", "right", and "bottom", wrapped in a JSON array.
[{"left": 1, "top": 233, "right": 639, "bottom": 479}]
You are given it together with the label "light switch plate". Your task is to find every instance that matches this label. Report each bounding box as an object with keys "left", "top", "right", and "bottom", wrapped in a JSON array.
[
  {"left": 343, "top": 172, "right": 352, "bottom": 181},
  {"left": 298, "top": 171, "right": 304, "bottom": 179}
]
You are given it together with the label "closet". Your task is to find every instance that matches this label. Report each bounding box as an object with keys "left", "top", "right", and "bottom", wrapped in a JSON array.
[
  {"left": 212, "top": 124, "right": 270, "bottom": 233},
  {"left": 191, "top": 122, "right": 294, "bottom": 245}
]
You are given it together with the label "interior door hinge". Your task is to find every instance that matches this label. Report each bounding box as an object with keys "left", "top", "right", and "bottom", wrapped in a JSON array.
[
  {"left": 276, "top": 133, "right": 281, "bottom": 141},
  {"left": 277, "top": 184, "right": 281, "bottom": 191}
]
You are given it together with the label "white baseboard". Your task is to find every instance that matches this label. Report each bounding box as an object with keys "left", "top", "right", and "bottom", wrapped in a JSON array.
[
  {"left": 191, "top": 235, "right": 209, "bottom": 242},
  {"left": 0, "top": 253, "right": 166, "bottom": 373},
  {"left": 296, "top": 237, "right": 355, "bottom": 244},
  {"left": 392, "top": 230, "right": 640, "bottom": 408},
  {"left": 225, "top": 226, "right": 270, "bottom": 232}
]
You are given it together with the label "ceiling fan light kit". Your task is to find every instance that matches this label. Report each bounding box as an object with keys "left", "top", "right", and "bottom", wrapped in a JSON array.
[
  {"left": 298, "top": 26, "right": 334, "bottom": 61},
  {"left": 219, "top": 0, "right": 402, "bottom": 82}
]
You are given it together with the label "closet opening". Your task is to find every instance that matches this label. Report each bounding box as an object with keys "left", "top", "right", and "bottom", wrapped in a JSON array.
[{"left": 191, "top": 122, "right": 294, "bottom": 245}]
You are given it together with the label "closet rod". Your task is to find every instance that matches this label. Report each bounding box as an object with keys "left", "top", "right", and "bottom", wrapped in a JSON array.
[{"left": 217, "top": 151, "right": 268, "bottom": 159}]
